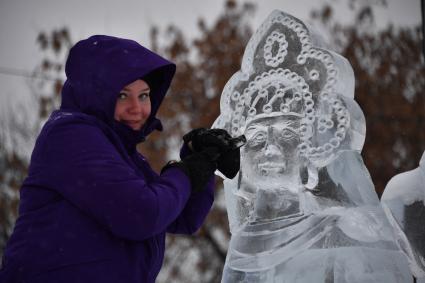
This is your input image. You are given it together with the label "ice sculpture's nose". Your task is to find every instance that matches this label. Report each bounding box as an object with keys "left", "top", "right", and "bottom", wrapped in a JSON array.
[{"left": 264, "top": 126, "right": 281, "bottom": 157}]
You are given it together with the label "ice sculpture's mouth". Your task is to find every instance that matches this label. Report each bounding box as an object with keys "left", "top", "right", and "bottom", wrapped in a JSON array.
[{"left": 258, "top": 162, "right": 286, "bottom": 173}]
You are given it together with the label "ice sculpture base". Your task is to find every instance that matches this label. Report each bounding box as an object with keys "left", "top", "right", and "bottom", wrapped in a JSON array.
[{"left": 222, "top": 247, "right": 411, "bottom": 283}]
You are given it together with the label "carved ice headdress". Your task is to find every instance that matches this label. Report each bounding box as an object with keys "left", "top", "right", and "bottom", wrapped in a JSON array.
[{"left": 213, "top": 10, "right": 366, "bottom": 167}]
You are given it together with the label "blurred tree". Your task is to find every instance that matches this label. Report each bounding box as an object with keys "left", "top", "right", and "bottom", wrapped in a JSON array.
[
  {"left": 311, "top": 1, "right": 425, "bottom": 195},
  {"left": 32, "top": 28, "right": 71, "bottom": 119},
  {"left": 0, "top": 27, "right": 71, "bottom": 263},
  {"left": 0, "top": 153, "right": 26, "bottom": 257},
  {"left": 142, "top": 0, "right": 255, "bottom": 171}
]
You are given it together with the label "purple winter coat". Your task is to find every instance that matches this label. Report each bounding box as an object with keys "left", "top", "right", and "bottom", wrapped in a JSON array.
[{"left": 0, "top": 35, "right": 215, "bottom": 283}]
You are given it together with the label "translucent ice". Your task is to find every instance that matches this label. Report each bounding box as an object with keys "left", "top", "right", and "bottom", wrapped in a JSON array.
[
  {"left": 381, "top": 151, "right": 425, "bottom": 281},
  {"left": 213, "top": 10, "right": 411, "bottom": 282}
]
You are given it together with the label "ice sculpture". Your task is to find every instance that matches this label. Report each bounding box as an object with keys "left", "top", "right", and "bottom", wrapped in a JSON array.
[
  {"left": 213, "top": 10, "right": 412, "bottom": 282},
  {"left": 381, "top": 151, "right": 425, "bottom": 283}
]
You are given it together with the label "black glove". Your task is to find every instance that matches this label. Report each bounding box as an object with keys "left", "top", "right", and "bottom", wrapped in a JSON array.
[
  {"left": 161, "top": 147, "right": 219, "bottom": 192},
  {"left": 183, "top": 128, "right": 245, "bottom": 179}
]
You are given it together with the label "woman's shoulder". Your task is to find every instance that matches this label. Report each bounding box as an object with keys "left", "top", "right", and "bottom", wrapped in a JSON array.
[
  {"left": 40, "top": 110, "right": 110, "bottom": 136},
  {"left": 45, "top": 110, "right": 98, "bottom": 127},
  {"left": 33, "top": 110, "right": 112, "bottom": 150},
  {"left": 34, "top": 110, "right": 131, "bottom": 164}
]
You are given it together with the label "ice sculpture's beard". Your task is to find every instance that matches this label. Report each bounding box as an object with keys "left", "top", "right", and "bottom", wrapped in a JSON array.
[
  {"left": 241, "top": 160, "right": 301, "bottom": 194},
  {"left": 241, "top": 145, "right": 301, "bottom": 193}
]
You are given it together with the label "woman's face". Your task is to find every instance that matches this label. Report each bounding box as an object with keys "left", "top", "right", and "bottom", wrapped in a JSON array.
[{"left": 114, "top": 79, "right": 151, "bottom": 130}]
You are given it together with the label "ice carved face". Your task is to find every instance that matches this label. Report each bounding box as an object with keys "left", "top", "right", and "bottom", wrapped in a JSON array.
[{"left": 241, "top": 114, "right": 302, "bottom": 192}]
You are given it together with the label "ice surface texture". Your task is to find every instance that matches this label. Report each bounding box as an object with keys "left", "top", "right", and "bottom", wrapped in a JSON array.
[
  {"left": 213, "top": 10, "right": 411, "bottom": 282},
  {"left": 382, "top": 151, "right": 425, "bottom": 280}
]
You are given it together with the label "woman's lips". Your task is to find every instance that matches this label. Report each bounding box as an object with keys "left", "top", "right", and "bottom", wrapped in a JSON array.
[{"left": 123, "top": 120, "right": 142, "bottom": 128}]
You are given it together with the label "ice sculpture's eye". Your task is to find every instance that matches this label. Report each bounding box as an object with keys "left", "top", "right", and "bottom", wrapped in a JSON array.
[
  {"left": 247, "top": 131, "right": 267, "bottom": 147},
  {"left": 280, "top": 128, "right": 297, "bottom": 141}
]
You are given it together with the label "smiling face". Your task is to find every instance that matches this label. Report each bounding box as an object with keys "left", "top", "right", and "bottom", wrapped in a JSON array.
[
  {"left": 241, "top": 114, "right": 302, "bottom": 191},
  {"left": 114, "top": 79, "right": 151, "bottom": 130}
]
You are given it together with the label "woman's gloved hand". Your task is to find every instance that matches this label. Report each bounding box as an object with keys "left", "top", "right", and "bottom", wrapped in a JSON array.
[
  {"left": 161, "top": 147, "right": 219, "bottom": 192},
  {"left": 182, "top": 128, "right": 244, "bottom": 179},
  {"left": 163, "top": 128, "right": 244, "bottom": 192}
]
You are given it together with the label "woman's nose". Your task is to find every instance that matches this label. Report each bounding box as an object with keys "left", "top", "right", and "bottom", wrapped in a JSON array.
[{"left": 128, "top": 98, "right": 142, "bottom": 114}]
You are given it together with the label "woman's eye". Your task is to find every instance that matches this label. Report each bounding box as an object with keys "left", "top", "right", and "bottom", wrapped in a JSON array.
[
  {"left": 139, "top": 93, "right": 150, "bottom": 101},
  {"left": 118, "top": 93, "right": 127, "bottom": 100}
]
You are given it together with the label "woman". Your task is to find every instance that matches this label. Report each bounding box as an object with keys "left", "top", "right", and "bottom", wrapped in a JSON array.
[{"left": 0, "top": 35, "right": 237, "bottom": 282}]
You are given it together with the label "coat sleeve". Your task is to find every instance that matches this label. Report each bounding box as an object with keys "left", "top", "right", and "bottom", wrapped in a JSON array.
[
  {"left": 39, "top": 120, "right": 192, "bottom": 241},
  {"left": 166, "top": 176, "right": 215, "bottom": 234}
]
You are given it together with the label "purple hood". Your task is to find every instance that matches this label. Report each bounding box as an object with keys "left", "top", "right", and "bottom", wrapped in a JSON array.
[{"left": 61, "top": 34, "right": 176, "bottom": 141}]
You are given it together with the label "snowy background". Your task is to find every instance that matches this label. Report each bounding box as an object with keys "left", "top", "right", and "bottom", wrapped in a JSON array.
[{"left": 0, "top": 0, "right": 423, "bottom": 282}]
